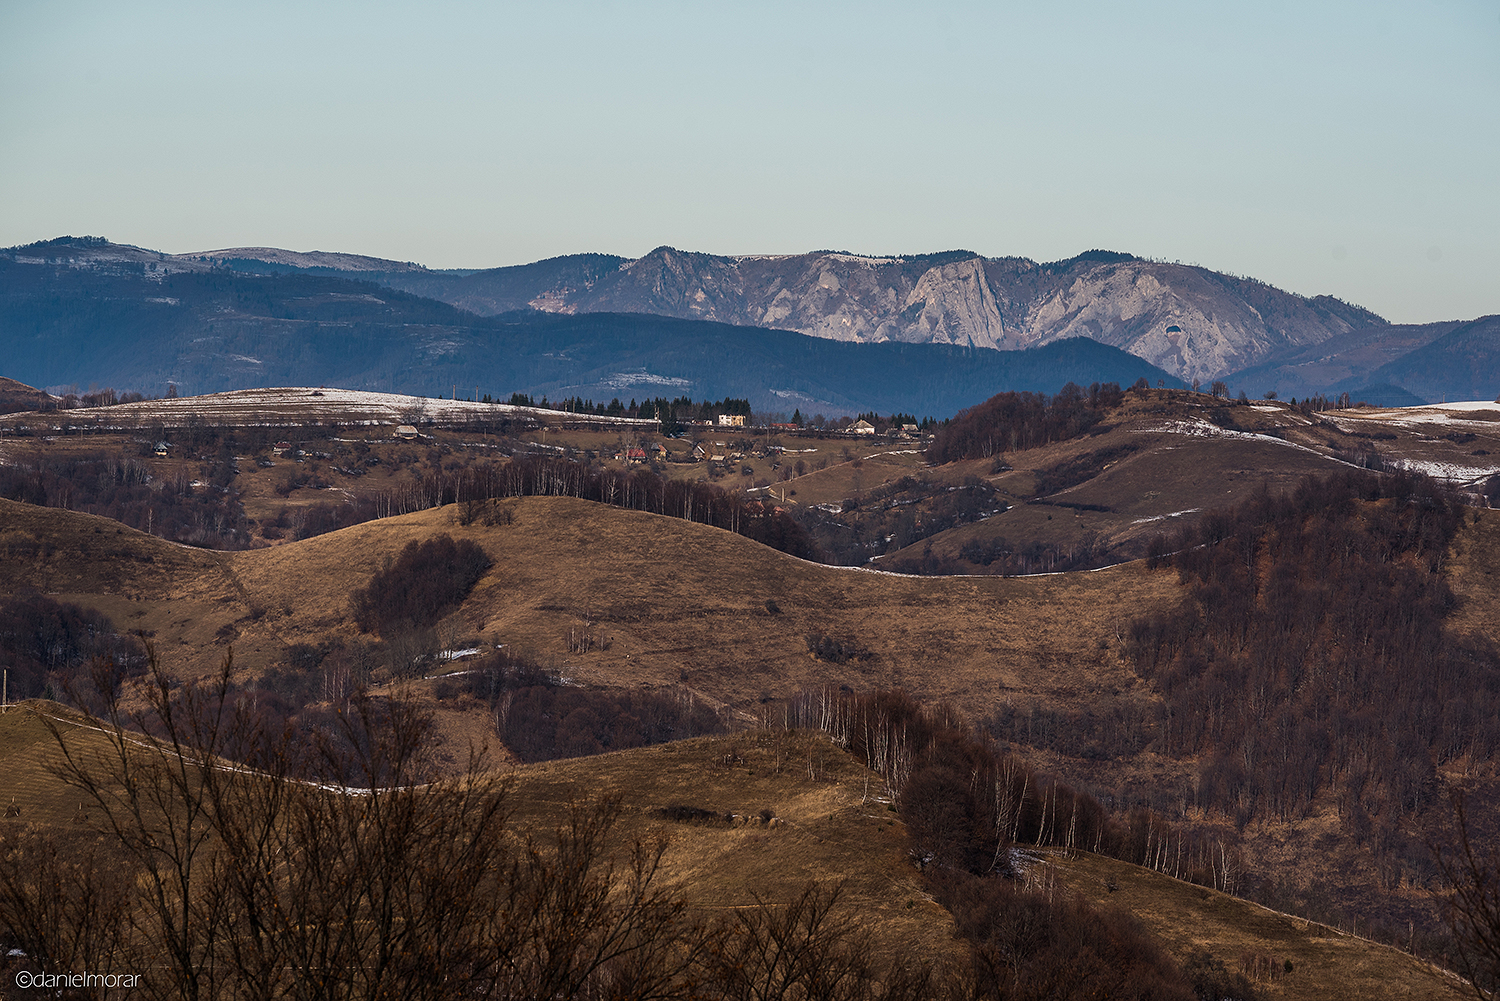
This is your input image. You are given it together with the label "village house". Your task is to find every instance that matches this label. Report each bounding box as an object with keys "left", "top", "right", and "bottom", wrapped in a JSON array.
[
  {"left": 717, "top": 414, "right": 746, "bottom": 427},
  {"left": 395, "top": 425, "right": 419, "bottom": 439},
  {"left": 849, "top": 419, "right": 876, "bottom": 435}
]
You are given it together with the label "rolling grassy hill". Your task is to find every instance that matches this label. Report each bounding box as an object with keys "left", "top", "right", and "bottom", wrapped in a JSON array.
[
  {"left": 785, "top": 389, "right": 1500, "bottom": 572},
  {"left": 0, "top": 702, "right": 1470, "bottom": 999},
  {"left": 5, "top": 385, "right": 1500, "bottom": 993},
  {"left": 9, "top": 382, "right": 1492, "bottom": 573},
  {"left": 5, "top": 486, "right": 1499, "bottom": 951},
  {"left": 0, "top": 703, "right": 960, "bottom": 969},
  {"left": 0, "top": 494, "right": 1179, "bottom": 721}
]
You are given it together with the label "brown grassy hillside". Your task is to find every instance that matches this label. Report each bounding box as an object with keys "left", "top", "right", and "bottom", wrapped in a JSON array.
[
  {"left": 0, "top": 702, "right": 1470, "bottom": 998},
  {"left": 5, "top": 470, "right": 1499, "bottom": 978},
  {"left": 872, "top": 391, "right": 1500, "bottom": 572},
  {"left": 222, "top": 496, "right": 1181, "bottom": 723},
  {"left": 0, "top": 494, "right": 1183, "bottom": 719},
  {"left": 0, "top": 702, "right": 954, "bottom": 966},
  {"left": 0, "top": 377, "right": 52, "bottom": 415},
  {"left": 1045, "top": 851, "right": 1468, "bottom": 1000}
]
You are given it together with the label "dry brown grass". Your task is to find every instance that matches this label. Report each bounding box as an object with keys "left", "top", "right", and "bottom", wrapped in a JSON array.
[
  {"left": 1445, "top": 507, "right": 1500, "bottom": 646},
  {"left": 0, "top": 701, "right": 126, "bottom": 829},
  {"left": 0, "top": 497, "right": 225, "bottom": 597},
  {"left": 0, "top": 491, "right": 1184, "bottom": 717},
  {"left": 5, "top": 399, "right": 1499, "bottom": 986},
  {"left": 864, "top": 391, "right": 1500, "bottom": 572},
  {"left": 0, "top": 700, "right": 1475, "bottom": 995},
  {"left": 499, "top": 728, "right": 960, "bottom": 964},
  {"left": 1043, "top": 850, "right": 1469, "bottom": 1000},
  {"left": 0, "top": 701, "right": 959, "bottom": 969},
  {"left": 879, "top": 398, "right": 1358, "bottom": 570},
  {"left": 0, "top": 498, "right": 288, "bottom": 677},
  {"left": 772, "top": 446, "right": 928, "bottom": 507},
  {"left": 0, "top": 377, "right": 53, "bottom": 414},
  {"left": 910, "top": 433, "right": 1338, "bottom": 565},
  {"left": 319, "top": 497, "right": 1180, "bottom": 724}
]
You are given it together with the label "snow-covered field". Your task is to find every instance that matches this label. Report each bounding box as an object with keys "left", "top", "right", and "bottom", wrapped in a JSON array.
[
  {"left": 1411, "top": 401, "right": 1500, "bottom": 413},
  {"left": 1392, "top": 458, "right": 1500, "bottom": 486},
  {"left": 1315, "top": 403, "right": 1500, "bottom": 484},
  {"left": 1133, "top": 418, "right": 1338, "bottom": 463},
  {"left": 0, "top": 387, "right": 658, "bottom": 430},
  {"left": 596, "top": 371, "right": 693, "bottom": 391},
  {"left": 1329, "top": 401, "right": 1500, "bottom": 429}
]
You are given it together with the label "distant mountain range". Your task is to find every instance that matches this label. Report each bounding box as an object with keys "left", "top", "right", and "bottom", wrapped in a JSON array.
[
  {"left": 200, "top": 244, "right": 1383, "bottom": 385},
  {"left": 5, "top": 236, "right": 1497, "bottom": 406},
  {"left": 1230, "top": 314, "right": 1500, "bottom": 405},
  {"left": 192, "top": 242, "right": 1500, "bottom": 401},
  {"left": 0, "top": 239, "right": 1180, "bottom": 418}
]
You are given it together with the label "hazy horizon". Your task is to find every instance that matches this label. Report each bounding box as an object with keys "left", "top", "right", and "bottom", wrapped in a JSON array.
[{"left": 3, "top": 1, "right": 1497, "bottom": 325}]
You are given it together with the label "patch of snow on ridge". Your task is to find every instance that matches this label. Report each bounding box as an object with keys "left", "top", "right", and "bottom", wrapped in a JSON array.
[
  {"left": 30, "top": 387, "right": 658, "bottom": 428},
  {"left": 768, "top": 388, "right": 841, "bottom": 408},
  {"left": 598, "top": 372, "right": 692, "bottom": 389},
  {"left": 1131, "top": 509, "right": 1201, "bottom": 525},
  {"left": 821, "top": 253, "right": 903, "bottom": 266},
  {"left": 1133, "top": 418, "right": 1342, "bottom": 463},
  {"left": 1393, "top": 458, "right": 1500, "bottom": 485},
  {"left": 1331, "top": 402, "right": 1500, "bottom": 428},
  {"left": 1134, "top": 418, "right": 1264, "bottom": 441},
  {"left": 1413, "top": 401, "right": 1500, "bottom": 413}
]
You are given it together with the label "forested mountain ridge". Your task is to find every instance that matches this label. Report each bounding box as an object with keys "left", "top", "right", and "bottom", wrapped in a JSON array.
[
  {"left": 192, "top": 242, "right": 1500, "bottom": 402},
  {"left": 14, "top": 237, "right": 1500, "bottom": 405},
  {"left": 195, "top": 243, "right": 1386, "bottom": 384},
  {"left": 0, "top": 240, "right": 1179, "bottom": 415},
  {"left": 9, "top": 233, "right": 1494, "bottom": 411}
]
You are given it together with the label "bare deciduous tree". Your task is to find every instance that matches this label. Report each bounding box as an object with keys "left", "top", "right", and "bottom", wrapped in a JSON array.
[
  {"left": 3, "top": 649, "right": 947, "bottom": 1000},
  {"left": 1436, "top": 791, "right": 1500, "bottom": 997}
]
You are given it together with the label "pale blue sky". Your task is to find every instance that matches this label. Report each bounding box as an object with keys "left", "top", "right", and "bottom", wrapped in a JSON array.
[{"left": 3, "top": 1, "right": 1497, "bottom": 323}]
